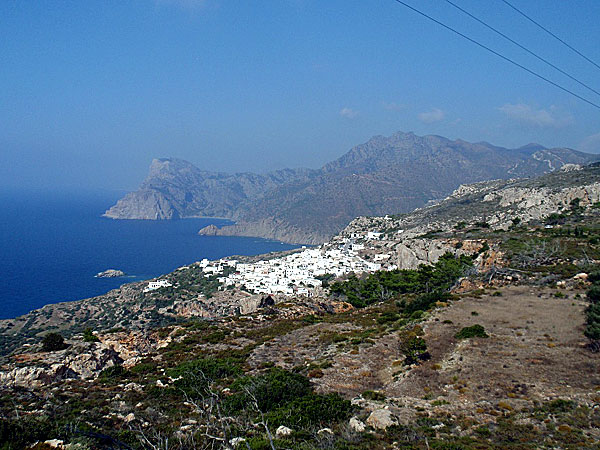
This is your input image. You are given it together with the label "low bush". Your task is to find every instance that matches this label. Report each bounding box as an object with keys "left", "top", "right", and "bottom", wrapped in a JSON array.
[
  {"left": 265, "top": 393, "right": 353, "bottom": 428},
  {"left": 225, "top": 368, "right": 353, "bottom": 429},
  {"left": 584, "top": 276, "right": 600, "bottom": 351},
  {"left": 542, "top": 399, "right": 576, "bottom": 414},
  {"left": 377, "top": 312, "right": 402, "bottom": 324},
  {"left": 588, "top": 270, "right": 600, "bottom": 284},
  {"left": 99, "top": 364, "right": 128, "bottom": 380},
  {"left": 41, "top": 332, "right": 68, "bottom": 352},
  {"left": 405, "top": 291, "right": 452, "bottom": 315},
  {"left": 587, "top": 286, "right": 600, "bottom": 303},
  {"left": 330, "top": 253, "right": 472, "bottom": 308},
  {"left": 83, "top": 327, "right": 100, "bottom": 343},
  {"left": 226, "top": 368, "right": 311, "bottom": 413},
  {"left": 455, "top": 325, "right": 488, "bottom": 339},
  {"left": 168, "top": 357, "right": 242, "bottom": 397},
  {"left": 362, "top": 390, "right": 386, "bottom": 401},
  {"left": 399, "top": 328, "right": 430, "bottom": 365},
  {"left": 0, "top": 417, "right": 56, "bottom": 449}
]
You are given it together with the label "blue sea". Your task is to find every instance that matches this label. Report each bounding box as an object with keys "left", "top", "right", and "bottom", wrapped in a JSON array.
[{"left": 0, "top": 188, "right": 298, "bottom": 320}]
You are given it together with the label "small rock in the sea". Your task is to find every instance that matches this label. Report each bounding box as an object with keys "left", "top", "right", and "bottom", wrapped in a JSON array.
[{"left": 95, "top": 269, "right": 125, "bottom": 278}]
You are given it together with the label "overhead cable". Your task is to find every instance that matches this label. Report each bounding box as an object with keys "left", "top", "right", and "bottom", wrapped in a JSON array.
[
  {"left": 501, "top": 0, "right": 600, "bottom": 72},
  {"left": 392, "top": 0, "right": 600, "bottom": 110},
  {"left": 443, "top": 0, "right": 600, "bottom": 98}
]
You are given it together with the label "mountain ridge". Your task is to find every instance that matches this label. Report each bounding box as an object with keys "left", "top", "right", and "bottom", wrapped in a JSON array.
[{"left": 104, "top": 131, "right": 599, "bottom": 243}]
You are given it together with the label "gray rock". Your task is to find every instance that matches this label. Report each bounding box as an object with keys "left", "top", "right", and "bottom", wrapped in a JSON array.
[
  {"left": 96, "top": 269, "right": 125, "bottom": 278},
  {"left": 275, "top": 425, "right": 293, "bottom": 437},
  {"left": 349, "top": 417, "right": 366, "bottom": 432},
  {"left": 366, "top": 409, "right": 398, "bottom": 430}
]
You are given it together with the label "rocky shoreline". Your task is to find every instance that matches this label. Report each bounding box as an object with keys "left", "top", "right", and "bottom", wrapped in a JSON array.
[{"left": 198, "top": 218, "right": 328, "bottom": 245}]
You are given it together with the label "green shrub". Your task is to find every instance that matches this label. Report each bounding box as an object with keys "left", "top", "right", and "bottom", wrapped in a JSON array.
[
  {"left": 41, "top": 332, "right": 68, "bottom": 352},
  {"left": 264, "top": 393, "right": 353, "bottom": 428},
  {"left": 0, "top": 417, "right": 55, "bottom": 449},
  {"left": 585, "top": 279, "right": 600, "bottom": 351},
  {"left": 588, "top": 271, "right": 600, "bottom": 284},
  {"left": 377, "top": 312, "right": 401, "bottom": 324},
  {"left": 130, "top": 361, "right": 157, "bottom": 375},
  {"left": 545, "top": 213, "right": 566, "bottom": 225},
  {"left": 455, "top": 324, "right": 488, "bottom": 339},
  {"left": 169, "top": 357, "right": 242, "bottom": 397},
  {"left": 330, "top": 253, "right": 471, "bottom": 308},
  {"left": 542, "top": 399, "right": 576, "bottom": 414},
  {"left": 224, "top": 368, "right": 353, "bottom": 429},
  {"left": 99, "top": 364, "right": 128, "bottom": 380},
  {"left": 226, "top": 368, "right": 311, "bottom": 413},
  {"left": 399, "top": 329, "right": 430, "bottom": 365},
  {"left": 83, "top": 327, "right": 100, "bottom": 343},
  {"left": 362, "top": 390, "right": 386, "bottom": 401},
  {"left": 584, "top": 303, "right": 600, "bottom": 342},
  {"left": 405, "top": 291, "right": 451, "bottom": 315},
  {"left": 587, "top": 286, "right": 600, "bottom": 304}
]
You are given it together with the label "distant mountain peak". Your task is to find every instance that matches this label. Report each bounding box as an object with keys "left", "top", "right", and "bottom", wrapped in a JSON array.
[
  {"left": 105, "top": 132, "right": 600, "bottom": 243},
  {"left": 518, "top": 143, "right": 547, "bottom": 152}
]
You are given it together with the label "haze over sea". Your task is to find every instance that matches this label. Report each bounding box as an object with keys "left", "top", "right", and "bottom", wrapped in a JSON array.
[{"left": 0, "top": 189, "right": 298, "bottom": 320}]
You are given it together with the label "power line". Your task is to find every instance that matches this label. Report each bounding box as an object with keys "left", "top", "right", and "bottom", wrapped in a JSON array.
[
  {"left": 443, "top": 0, "right": 600, "bottom": 98},
  {"left": 501, "top": 0, "right": 600, "bottom": 72},
  {"left": 391, "top": 0, "right": 600, "bottom": 110}
]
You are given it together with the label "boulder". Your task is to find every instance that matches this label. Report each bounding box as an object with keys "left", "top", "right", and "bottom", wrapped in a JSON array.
[
  {"left": 230, "top": 437, "right": 246, "bottom": 447},
  {"left": 349, "top": 416, "right": 366, "bottom": 432},
  {"left": 317, "top": 427, "right": 334, "bottom": 436},
  {"left": 275, "top": 425, "right": 293, "bottom": 437},
  {"left": 366, "top": 409, "right": 398, "bottom": 430}
]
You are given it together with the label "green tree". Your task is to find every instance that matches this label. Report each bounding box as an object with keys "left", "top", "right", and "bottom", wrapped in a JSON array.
[
  {"left": 83, "top": 327, "right": 100, "bottom": 342},
  {"left": 41, "top": 333, "right": 68, "bottom": 352}
]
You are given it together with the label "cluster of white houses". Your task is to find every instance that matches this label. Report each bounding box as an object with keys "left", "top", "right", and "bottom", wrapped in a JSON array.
[
  {"left": 144, "top": 231, "right": 398, "bottom": 296},
  {"left": 219, "top": 248, "right": 381, "bottom": 296},
  {"left": 171, "top": 247, "right": 382, "bottom": 297}
]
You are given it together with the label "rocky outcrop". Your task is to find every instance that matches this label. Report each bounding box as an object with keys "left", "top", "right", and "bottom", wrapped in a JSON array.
[
  {"left": 0, "top": 344, "right": 122, "bottom": 388},
  {"left": 199, "top": 218, "right": 328, "bottom": 245},
  {"left": 335, "top": 165, "right": 600, "bottom": 269},
  {"left": 96, "top": 269, "right": 125, "bottom": 278},
  {"left": 0, "top": 331, "right": 170, "bottom": 388},
  {"left": 366, "top": 409, "right": 398, "bottom": 430},
  {"left": 340, "top": 165, "right": 600, "bottom": 240},
  {"left": 104, "top": 158, "right": 315, "bottom": 221},
  {"left": 391, "top": 238, "right": 488, "bottom": 270},
  {"left": 197, "top": 224, "right": 219, "bottom": 236},
  {"left": 103, "top": 188, "right": 180, "bottom": 219}
]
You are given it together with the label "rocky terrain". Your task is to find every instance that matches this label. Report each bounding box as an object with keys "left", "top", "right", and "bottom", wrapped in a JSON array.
[
  {"left": 332, "top": 163, "right": 600, "bottom": 269},
  {"left": 105, "top": 132, "right": 599, "bottom": 244},
  {"left": 95, "top": 270, "right": 125, "bottom": 278},
  {"left": 1, "top": 164, "right": 600, "bottom": 449}
]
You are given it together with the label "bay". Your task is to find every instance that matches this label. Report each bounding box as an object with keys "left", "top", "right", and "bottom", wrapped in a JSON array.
[{"left": 0, "top": 188, "right": 298, "bottom": 320}]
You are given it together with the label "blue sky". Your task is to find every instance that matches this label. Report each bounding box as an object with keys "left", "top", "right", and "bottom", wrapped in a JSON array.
[{"left": 1, "top": 0, "right": 599, "bottom": 191}]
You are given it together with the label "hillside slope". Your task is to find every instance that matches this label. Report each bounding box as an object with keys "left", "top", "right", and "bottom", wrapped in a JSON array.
[{"left": 2, "top": 165, "right": 600, "bottom": 449}]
